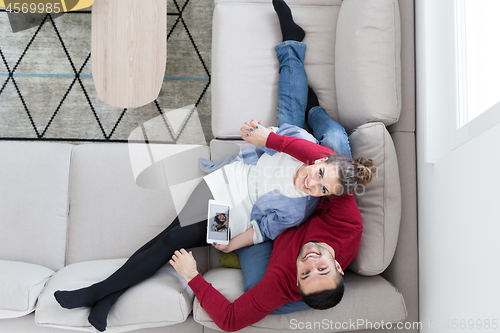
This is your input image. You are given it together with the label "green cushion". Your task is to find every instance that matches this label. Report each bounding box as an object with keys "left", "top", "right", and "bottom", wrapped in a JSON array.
[{"left": 218, "top": 252, "right": 241, "bottom": 269}]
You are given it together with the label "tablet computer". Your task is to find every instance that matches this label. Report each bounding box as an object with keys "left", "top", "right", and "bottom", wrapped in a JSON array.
[{"left": 206, "top": 199, "right": 230, "bottom": 245}]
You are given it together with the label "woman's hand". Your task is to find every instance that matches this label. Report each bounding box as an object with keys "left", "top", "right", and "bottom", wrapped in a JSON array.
[
  {"left": 240, "top": 119, "right": 271, "bottom": 147},
  {"left": 213, "top": 228, "right": 254, "bottom": 253},
  {"left": 169, "top": 249, "right": 199, "bottom": 282},
  {"left": 212, "top": 242, "right": 231, "bottom": 253}
]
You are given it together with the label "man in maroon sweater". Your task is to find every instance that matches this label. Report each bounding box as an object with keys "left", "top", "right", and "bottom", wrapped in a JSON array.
[{"left": 170, "top": 128, "right": 363, "bottom": 332}]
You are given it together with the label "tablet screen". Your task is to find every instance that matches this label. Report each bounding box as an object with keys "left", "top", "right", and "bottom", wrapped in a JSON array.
[{"left": 207, "top": 202, "right": 229, "bottom": 243}]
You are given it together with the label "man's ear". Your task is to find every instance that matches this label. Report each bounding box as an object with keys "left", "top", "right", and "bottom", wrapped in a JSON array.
[
  {"left": 335, "top": 260, "right": 344, "bottom": 276},
  {"left": 314, "top": 157, "right": 328, "bottom": 164}
]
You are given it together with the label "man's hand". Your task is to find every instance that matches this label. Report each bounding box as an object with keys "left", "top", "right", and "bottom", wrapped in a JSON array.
[
  {"left": 240, "top": 119, "right": 271, "bottom": 147},
  {"left": 169, "top": 249, "right": 199, "bottom": 283}
]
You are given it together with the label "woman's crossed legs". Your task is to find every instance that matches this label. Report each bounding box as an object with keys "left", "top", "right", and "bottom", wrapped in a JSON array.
[{"left": 54, "top": 181, "right": 212, "bottom": 331}]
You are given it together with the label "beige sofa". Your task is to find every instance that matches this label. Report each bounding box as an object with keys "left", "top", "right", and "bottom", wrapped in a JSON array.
[{"left": 0, "top": 0, "right": 417, "bottom": 332}]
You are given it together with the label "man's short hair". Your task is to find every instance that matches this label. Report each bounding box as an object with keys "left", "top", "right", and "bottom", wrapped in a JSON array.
[{"left": 298, "top": 274, "right": 344, "bottom": 309}]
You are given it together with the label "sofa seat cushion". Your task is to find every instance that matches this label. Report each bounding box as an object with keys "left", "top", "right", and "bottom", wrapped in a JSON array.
[
  {"left": 35, "top": 259, "right": 194, "bottom": 333},
  {"left": 211, "top": 0, "right": 343, "bottom": 138},
  {"left": 0, "top": 141, "right": 73, "bottom": 271},
  {"left": 348, "top": 123, "right": 402, "bottom": 275},
  {"left": 0, "top": 260, "right": 54, "bottom": 319},
  {"left": 66, "top": 143, "right": 210, "bottom": 273},
  {"left": 193, "top": 268, "right": 407, "bottom": 331}
]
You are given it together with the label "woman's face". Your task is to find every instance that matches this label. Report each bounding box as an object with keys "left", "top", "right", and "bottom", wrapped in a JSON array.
[
  {"left": 294, "top": 158, "right": 341, "bottom": 197},
  {"left": 217, "top": 214, "right": 226, "bottom": 222}
]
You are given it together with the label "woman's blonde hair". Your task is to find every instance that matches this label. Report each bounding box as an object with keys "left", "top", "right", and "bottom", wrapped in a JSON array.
[{"left": 325, "top": 155, "right": 376, "bottom": 195}]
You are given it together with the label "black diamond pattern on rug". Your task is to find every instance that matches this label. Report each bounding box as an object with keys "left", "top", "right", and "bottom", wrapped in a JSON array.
[{"left": 0, "top": 0, "right": 213, "bottom": 144}]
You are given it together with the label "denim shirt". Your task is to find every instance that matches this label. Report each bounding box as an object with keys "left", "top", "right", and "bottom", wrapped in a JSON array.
[{"left": 199, "top": 124, "right": 320, "bottom": 242}]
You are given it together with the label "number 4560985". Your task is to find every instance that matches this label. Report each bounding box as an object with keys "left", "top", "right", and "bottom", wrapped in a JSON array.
[{"left": 6, "top": 2, "right": 61, "bottom": 13}]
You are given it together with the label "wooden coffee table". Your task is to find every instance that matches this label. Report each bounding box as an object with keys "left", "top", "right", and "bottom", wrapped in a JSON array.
[{"left": 91, "top": 0, "right": 166, "bottom": 108}]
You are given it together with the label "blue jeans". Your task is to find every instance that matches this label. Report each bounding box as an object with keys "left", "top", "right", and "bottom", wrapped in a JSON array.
[
  {"left": 236, "top": 42, "right": 352, "bottom": 315},
  {"left": 275, "top": 41, "right": 352, "bottom": 158}
]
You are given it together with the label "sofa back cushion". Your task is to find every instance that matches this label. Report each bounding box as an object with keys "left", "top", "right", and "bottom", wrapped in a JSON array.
[
  {"left": 211, "top": 0, "right": 342, "bottom": 138},
  {"left": 66, "top": 143, "right": 210, "bottom": 268},
  {"left": 349, "top": 123, "right": 402, "bottom": 275},
  {"left": 0, "top": 141, "right": 73, "bottom": 271},
  {"left": 335, "top": 0, "right": 402, "bottom": 132}
]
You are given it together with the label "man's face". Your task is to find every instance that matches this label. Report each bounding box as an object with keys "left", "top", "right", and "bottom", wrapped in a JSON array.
[{"left": 296, "top": 242, "right": 344, "bottom": 295}]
